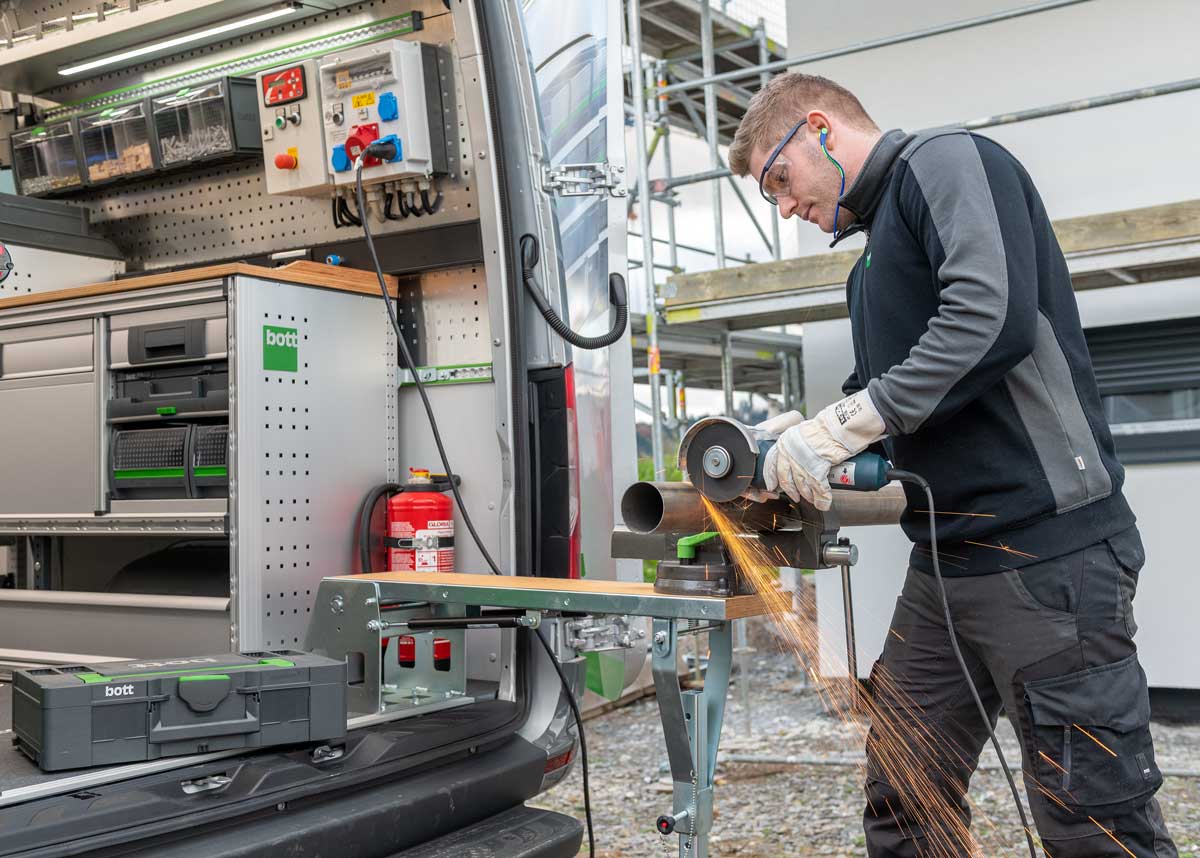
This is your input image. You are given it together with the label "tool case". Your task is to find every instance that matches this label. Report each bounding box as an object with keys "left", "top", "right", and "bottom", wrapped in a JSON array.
[{"left": 11, "top": 650, "right": 346, "bottom": 771}]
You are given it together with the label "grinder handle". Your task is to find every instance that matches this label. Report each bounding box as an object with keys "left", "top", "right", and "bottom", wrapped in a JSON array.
[{"left": 753, "top": 442, "right": 891, "bottom": 492}]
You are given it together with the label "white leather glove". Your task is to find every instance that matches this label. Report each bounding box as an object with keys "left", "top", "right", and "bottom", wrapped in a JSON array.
[{"left": 762, "top": 390, "right": 886, "bottom": 510}]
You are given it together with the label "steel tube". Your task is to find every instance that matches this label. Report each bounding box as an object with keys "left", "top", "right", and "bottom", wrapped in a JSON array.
[
  {"left": 621, "top": 480, "right": 904, "bottom": 535},
  {"left": 700, "top": 0, "right": 725, "bottom": 269},
  {"left": 628, "top": 0, "right": 665, "bottom": 477},
  {"left": 757, "top": 20, "right": 781, "bottom": 261},
  {"left": 840, "top": 562, "right": 858, "bottom": 708},
  {"left": 655, "top": 0, "right": 1092, "bottom": 96}
]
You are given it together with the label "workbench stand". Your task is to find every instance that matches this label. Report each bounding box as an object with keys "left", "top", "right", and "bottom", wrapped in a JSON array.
[{"left": 652, "top": 617, "right": 732, "bottom": 858}]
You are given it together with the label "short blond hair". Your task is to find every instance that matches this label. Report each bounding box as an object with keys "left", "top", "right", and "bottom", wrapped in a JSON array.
[{"left": 728, "top": 73, "right": 878, "bottom": 176}]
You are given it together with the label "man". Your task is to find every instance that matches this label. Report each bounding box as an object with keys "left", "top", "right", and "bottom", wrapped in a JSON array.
[{"left": 727, "top": 73, "right": 1176, "bottom": 857}]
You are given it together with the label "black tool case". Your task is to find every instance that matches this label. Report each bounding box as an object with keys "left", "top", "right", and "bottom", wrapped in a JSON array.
[{"left": 11, "top": 651, "right": 346, "bottom": 771}]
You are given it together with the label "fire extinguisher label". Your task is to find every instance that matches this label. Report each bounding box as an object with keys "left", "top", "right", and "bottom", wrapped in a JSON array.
[{"left": 427, "top": 519, "right": 453, "bottom": 532}]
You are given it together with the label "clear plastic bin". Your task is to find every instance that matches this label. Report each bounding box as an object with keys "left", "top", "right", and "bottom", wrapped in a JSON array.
[
  {"left": 151, "top": 78, "right": 260, "bottom": 167},
  {"left": 10, "top": 121, "right": 83, "bottom": 197},
  {"left": 78, "top": 100, "right": 156, "bottom": 185}
]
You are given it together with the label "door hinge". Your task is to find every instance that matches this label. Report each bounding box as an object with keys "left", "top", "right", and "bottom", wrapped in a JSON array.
[{"left": 542, "top": 162, "right": 627, "bottom": 198}]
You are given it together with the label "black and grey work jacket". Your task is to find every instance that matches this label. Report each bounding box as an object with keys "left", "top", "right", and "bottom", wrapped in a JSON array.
[{"left": 836, "top": 128, "right": 1133, "bottom": 575}]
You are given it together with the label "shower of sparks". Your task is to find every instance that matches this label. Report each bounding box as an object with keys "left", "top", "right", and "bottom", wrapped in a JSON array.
[
  {"left": 698, "top": 496, "right": 1049, "bottom": 857},
  {"left": 913, "top": 509, "right": 997, "bottom": 518}
]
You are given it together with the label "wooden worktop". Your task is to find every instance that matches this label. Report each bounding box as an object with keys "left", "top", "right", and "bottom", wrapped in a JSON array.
[
  {"left": 0, "top": 260, "right": 399, "bottom": 311},
  {"left": 348, "top": 571, "right": 772, "bottom": 621}
]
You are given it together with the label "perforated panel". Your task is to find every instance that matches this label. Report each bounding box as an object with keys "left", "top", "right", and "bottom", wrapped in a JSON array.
[
  {"left": 230, "top": 276, "right": 393, "bottom": 651},
  {"left": 398, "top": 264, "right": 492, "bottom": 367},
  {"left": 40, "top": 1, "right": 477, "bottom": 270}
]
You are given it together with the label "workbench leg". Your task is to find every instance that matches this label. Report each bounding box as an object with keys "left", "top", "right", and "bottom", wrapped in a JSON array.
[{"left": 652, "top": 619, "right": 732, "bottom": 858}]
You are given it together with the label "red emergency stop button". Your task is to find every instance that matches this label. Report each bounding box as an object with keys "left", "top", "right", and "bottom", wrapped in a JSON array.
[{"left": 274, "top": 152, "right": 298, "bottom": 170}]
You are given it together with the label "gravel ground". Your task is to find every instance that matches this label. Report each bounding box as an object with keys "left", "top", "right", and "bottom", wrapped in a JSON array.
[{"left": 532, "top": 635, "right": 1200, "bottom": 857}]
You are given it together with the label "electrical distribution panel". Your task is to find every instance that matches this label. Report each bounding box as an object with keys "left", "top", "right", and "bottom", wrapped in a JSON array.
[
  {"left": 256, "top": 60, "right": 332, "bottom": 197},
  {"left": 318, "top": 40, "right": 446, "bottom": 188}
]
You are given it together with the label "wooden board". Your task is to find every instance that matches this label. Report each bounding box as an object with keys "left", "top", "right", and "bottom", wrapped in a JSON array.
[
  {"left": 664, "top": 198, "right": 1200, "bottom": 311},
  {"left": 346, "top": 571, "right": 772, "bottom": 620},
  {"left": 0, "top": 260, "right": 399, "bottom": 311}
]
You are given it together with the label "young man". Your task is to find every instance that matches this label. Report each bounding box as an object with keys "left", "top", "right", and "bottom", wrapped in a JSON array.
[{"left": 727, "top": 73, "right": 1176, "bottom": 858}]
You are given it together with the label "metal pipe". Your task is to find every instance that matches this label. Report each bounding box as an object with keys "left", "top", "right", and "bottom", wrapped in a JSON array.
[
  {"left": 629, "top": 231, "right": 753, "bottom": 263},
  {"left": 957, "top": 75, "right": 1200, "bottom": 131},
  {"left": 628, "top": 0, "right": 665, "bottom": 479},
  {"left": 662, "top": 35, "right": 758, "bottom": 66},
  {"left": 839, "top": 562, "right": 858, "bottom": 708},
  {"left": 758, "top": 19, "right": 781, "bottom": 262},
  {"left": 721, "top": 331, "right": 734, "bottom": 415},
  {"left": 620, "top": 481, "right": 903, "bottom": 536},
  {"left": 700, "top": 0, "right": 725, "bottom": 269},
  {"left": 671, "top": 93, "right": 774, "bottom": 255},
  {"left": 655, "top": 0, "right": 1093, "bottom": 96},
  {"left": 658, "top": 62, "right": 680, "bottom": 277}
]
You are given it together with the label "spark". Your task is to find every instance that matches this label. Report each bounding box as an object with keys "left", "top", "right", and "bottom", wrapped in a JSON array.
[
  {"left": 1038, "top": 751, "right": 1070, "bottom": 777},
  {"left": 701, "top": 497, "right": 990, "bottom": 857},
  {"left": 888, "top": 628, "right": 906, "bottom": 642},
  {"left": 963, "top": 539, "right": 1039, "bottom": 560},
  {"left": 1031, "top": 781, "right": 1072, "bottom": 813},
  {"left": 1088, "top": 817, "right": 1137, "bottom": 858},
  {"left": 913, "top": 509, "right": 996, "bottom": 518},
  {"left": 1073, "top": 724, "right": 1118, "bottom": 757}
]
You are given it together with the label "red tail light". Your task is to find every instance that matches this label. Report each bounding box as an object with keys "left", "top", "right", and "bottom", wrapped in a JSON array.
[
  {"left": 544, "top": 746, "right": 575, "bottom": 773},
  {"left": 564, "top": 363, "right": 582, "bottom": 579}
]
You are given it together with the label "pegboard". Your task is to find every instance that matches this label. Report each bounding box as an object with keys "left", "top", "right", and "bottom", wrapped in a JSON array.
[
  {"left": 41, "top": 1, "right": 479, "bottom": 271},
  {"left": 396, "top": 264, "right": 492, "bottom": 367}
]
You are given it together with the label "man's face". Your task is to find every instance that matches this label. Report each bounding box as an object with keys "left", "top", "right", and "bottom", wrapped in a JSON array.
[{"left": 750, "top": 126, "right": 843, "bottom": 233}]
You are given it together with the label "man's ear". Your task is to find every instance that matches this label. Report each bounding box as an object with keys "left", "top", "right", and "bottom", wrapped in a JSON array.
[{"left": 807, "top": 110, "right": 832, "bottom": 146}]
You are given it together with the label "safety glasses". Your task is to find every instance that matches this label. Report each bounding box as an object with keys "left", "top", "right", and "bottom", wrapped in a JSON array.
[{"left": 757, "top": 117, "right": 806, "bottom": 205}]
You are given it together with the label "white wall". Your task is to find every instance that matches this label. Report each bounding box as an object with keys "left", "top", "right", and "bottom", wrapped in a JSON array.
[{"left": 784, "top": 0, "right": 1200, "bottom": 258}]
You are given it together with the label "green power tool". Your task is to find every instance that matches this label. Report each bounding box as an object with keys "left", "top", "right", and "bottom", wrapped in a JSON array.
[{"left": 677, "top": 415, "right": 890, "bottom": 503}]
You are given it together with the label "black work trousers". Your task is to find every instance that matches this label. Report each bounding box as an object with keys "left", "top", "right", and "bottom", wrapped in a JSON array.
[{"left": 863, "top": 526, "right": 1177, "bottom": 857}]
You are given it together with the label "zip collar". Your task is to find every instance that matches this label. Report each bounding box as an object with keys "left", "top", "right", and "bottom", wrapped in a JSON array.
[{"left": 830, "top": 129, "right": 914, "bottom": 248}]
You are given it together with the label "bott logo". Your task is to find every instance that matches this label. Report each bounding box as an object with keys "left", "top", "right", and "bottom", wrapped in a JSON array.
[
  {"left": 264, "top": 329, "right": 300, "bottom": 348},
  {"left": 263, "top": 325, "right": 299, "bottom": 373},
  {"left": 104, "top": 684, "right": 136, "bottom": 698}
]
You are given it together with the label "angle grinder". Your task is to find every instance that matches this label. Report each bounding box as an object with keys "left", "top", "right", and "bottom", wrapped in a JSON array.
[{"left": 677, "top": 415, "right": 890, "bottom": 503}]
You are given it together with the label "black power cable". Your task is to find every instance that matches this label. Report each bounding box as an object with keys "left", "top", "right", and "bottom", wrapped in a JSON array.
[
  {"left": 353, "top": 145, "right": 595, "bottom": 858},
  {"left": 885, "top": 469, "right": 1038, "bottom": 858},
  {"left": 520, "top": 233, "right": 627, "bottom": 350}
]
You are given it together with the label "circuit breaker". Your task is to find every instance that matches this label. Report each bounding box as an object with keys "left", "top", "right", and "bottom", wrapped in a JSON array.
[
  {"left": 318, "top": 39, "right": 447, "bottom": 189},
  {"left": 256, "top": 60, "right": 331, "bottom": 196}
]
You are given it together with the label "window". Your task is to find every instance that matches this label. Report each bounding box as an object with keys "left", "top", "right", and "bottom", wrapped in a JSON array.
[{"left": 1086, "top": 317, "right": 1200, "bottom": 464}]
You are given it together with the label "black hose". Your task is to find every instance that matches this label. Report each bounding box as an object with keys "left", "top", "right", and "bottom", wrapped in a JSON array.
[
  {"left": 396, "top": 190, "right": 410, "bottom": 219},
  {"left": 357, "top": 483, "right": 400, "bottom": 574},
  {"left": 421, "top": 189, "right": 441, "bottom": 215},
  {"left": 520, "top": 233, "right": 627, "bottom": 350},
  {"left": 332, "top": 197, "right": 344, "bottom": 228},
  {"left": 407, "top": 191, "right": 424, "bottom": 218},
  {"left": 384, "top": 191, "right": 399, "bottom": 221},
  {"left": 885, "top": 469, "right": 1038, "bottom": 858}
]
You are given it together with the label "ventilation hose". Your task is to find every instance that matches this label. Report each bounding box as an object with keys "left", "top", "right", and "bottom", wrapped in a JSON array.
[{"left": 520, "top": 233, "right": 627, "bottom": 350}]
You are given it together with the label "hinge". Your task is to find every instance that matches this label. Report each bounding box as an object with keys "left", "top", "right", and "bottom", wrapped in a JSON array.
[{"left": 542, "top": 161, "right": 627, "bottom": 198}]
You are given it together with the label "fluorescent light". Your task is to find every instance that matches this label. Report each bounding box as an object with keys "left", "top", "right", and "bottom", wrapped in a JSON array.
[{"left": 58, "top": 5, "right": 299, "bottom": 76}]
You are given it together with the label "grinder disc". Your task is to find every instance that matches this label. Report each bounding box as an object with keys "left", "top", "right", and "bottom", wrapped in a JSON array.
[{"left": 683, "top": 420, "right": 759, "bottom": 503}]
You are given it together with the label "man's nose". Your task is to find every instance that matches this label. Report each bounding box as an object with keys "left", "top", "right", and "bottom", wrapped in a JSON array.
[{"left": 778, "top": 196, "right": 799, "bottom": 219}]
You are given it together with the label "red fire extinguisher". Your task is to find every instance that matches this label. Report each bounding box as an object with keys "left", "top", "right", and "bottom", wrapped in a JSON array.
[{"left": 387, "top": 468, "right": 455, "bottom": 572}]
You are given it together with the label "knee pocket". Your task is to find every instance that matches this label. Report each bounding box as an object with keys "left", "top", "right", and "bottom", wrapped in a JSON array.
[{"left": 1024, "top": 653, "right": 1163, "bottom": 816}]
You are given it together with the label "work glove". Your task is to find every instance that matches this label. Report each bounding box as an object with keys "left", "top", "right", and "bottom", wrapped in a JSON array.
[
  {"left": 739, "top": 411, "right": 807, "bottom": 502},
  {"left": 762, "top": 390, "right": 886, "bottom": 510}
]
